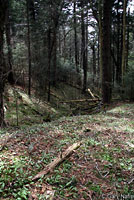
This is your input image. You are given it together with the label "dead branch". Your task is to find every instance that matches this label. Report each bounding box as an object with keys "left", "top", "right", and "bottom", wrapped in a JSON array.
[
  {"left": 32, "top": 141, "right": 82, "bottom": 181},
  {"left": 87, "top": 89, "right": 96, "bottom": 99}
]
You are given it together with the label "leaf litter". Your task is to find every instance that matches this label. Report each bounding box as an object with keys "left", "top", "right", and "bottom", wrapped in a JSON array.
[{"left": 0, "top": 103, "right": 134, "bottom": 199}]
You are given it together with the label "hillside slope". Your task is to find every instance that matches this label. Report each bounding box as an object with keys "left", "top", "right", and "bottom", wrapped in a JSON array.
[{"left": 4, "top": 84, "right": 97, "bottom": 127}]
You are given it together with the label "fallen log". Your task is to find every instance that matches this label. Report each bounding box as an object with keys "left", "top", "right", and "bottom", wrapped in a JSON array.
[
  {"left": 32, "top": 141, "right": 82, "bottom": 181},
  {"left": 59, "top": 98, "right": 100, "bottom": 103}
]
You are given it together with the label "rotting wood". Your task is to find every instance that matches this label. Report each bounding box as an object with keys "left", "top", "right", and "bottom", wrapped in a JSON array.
[
  {"left": 32, "top": 141, "right": 82, "bottom": 181},
  {"left": 59, "top": 98, "right": 100, "bottom": 103}
]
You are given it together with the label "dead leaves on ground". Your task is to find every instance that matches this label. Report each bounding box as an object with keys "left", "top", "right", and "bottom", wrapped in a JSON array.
[{"left": 1, "top": 103, "right": 134, "bottom": 199}]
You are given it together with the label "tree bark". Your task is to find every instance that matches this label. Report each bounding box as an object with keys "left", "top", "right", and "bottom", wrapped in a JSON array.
[
  {"left": 126, "top": 8, "right": 130, "bottom": 71},
  {"left": 47, "top": 29, "right": 51, "bottom": 102},
  {"left": 85, "top": 9, "right": 88, "bottom": 79},
  {"left": 5, "top": 1, "right": 14, "bottom": 85},
  {"left": 121, "top": 0, "right": 127, "bottom": 85},
  {"left": 91, "top": 41, "right": 96, "bottom": 84},
  {"left": 98, "top": 0, "right": 103, "bottom": 85},
  {"left": 63, "top": 27, "right": 66, "bottom": 63},
  {"left": 26, "top": 0, "right": 32, "bottom": 96},
  {"left": 0, "top": 0, "right": 8, "bottom": 127},
  {"left": 81, "top": 1, "right": 87, "bottom": 92},
  {"left": 102, "top": 0, "right": 112, "bottom": 103},
  {"left": 116, "top": 0, "right": 122, "bottom": 84},
  {"left": 53, "top": 28, "right": 57, "bottom": 86},
  {"left": 74, "top": 0, "right": 79, "bottom": 73}
]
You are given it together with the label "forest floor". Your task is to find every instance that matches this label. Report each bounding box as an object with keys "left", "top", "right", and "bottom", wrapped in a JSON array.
[{"left": 0, "top": 102, "right": 134, "bottom": 199}]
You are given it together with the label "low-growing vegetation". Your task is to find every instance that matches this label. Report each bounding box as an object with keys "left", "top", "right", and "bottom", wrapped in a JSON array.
[{"left": 0, "top": 102, "right": 134, "bottom": 199}]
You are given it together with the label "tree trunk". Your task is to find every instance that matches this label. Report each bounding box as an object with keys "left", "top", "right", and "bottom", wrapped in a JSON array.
[
  {"left": 58, "top": 30, "right": 61, "bottom": 56},
  {"left": 5, "top": 1, "right": 14, "bottom": 85},
  {"left": 92, "top": 41, "right": 96, "bottom": 84},
  {"left": 69, "top": 32, "right": 72, "bottom": 61},
  {"left": 74, "top": 0, "right": 79, "bottom": 73},
  {"left": 47, "top": 29, "right": 51, "bottom": 102},
  {"left": 0, "top": 0, "right": 8, "bottom": 127},
  {"left": 53, "top": 28, "right": 57, "bottom": 86},
  {"left": 0, "top": 37, "right": 5, "bottom": 126},
  {"left": 102, "top": 0, "right": 112, "bottom": 103},
  {"left": 81, "top": 1, "right": 87, "bottom": 92},
  {"left": 63, "top": 27, "right": 66, "bottom": 63},
  {"left": 126, "top": 8, "right": 130, "bottom": 71},
  {"left": 26, "top": 0, "right": 32, "bottom": 96},
  {"left": 121, "top": 0, "right": 127, "bottom": 85},
  {"left": 29, "top": 0, "right": 35, "bottom": 20},
  {"left": 85, "top": 9, "right": 88, "bottom": 77},
  {"left": 98, "top": 0, "right": 103, "bottom": 86},
  {"left": 116, "top": 2, "right": 121, "bottom": 84},
  {"left": 112, "top": 28, "right": 115, "bottom": 85}
]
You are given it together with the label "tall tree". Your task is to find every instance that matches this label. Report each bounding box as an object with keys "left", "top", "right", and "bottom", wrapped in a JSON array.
[
  {"left": 53, "top": 27, "right": 57, "bottom": 86},
  {"left": 91, "top": 40, "right": 96, "bottom": 84},
  {"left": 89, "top": 0, "right": 103, "bottom": 86},
  {"left": 81, "top": 0, "right": 87, "bottom": 92},
  {"left": 47, "top": 28, "right": 51, "bottom": 102},
  {"left": 126, "top": 8, "right": 130, "bottom": 70},
  {"left": 121, "top": 0, "right": 127, "bottom": 84},
  {"left": 102, "top": 0, "right": 112, "bottom": 103},
  {"left": 26, "top": 0, "right": 32, "bottom": 96},
  {"left": 46, "top": 0, "right": 65, "bottom": 100},
  {"left": 5, "top": 0, "right": 14, "bottom": 85},
  {"left": 0, "top": 0, "right": 8, "bottom": 126},
  {"left": 73, "top": 0, "right": 79, "bottom": 73},
  {"left": 116, "top": 0, "right": 122, "bottom": 84},
  {"left": 98, "top": 0, "right": 103, "bottom": 85}
]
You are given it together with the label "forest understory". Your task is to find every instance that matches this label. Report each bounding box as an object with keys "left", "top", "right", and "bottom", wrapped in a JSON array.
[
  {"left": 0, "top": 85, "right": 134, "bottom": 200},
  {"left": 0, "top": 0, "right": 134, "bottom": 199}
]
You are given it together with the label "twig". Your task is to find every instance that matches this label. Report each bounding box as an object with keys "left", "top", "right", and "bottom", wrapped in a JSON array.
[
  {"left": 128, "top": 177, "right": 134, "bottom": 184},
  {"left": 95, "top": 162, "right": 109, "bottom": 178}
]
